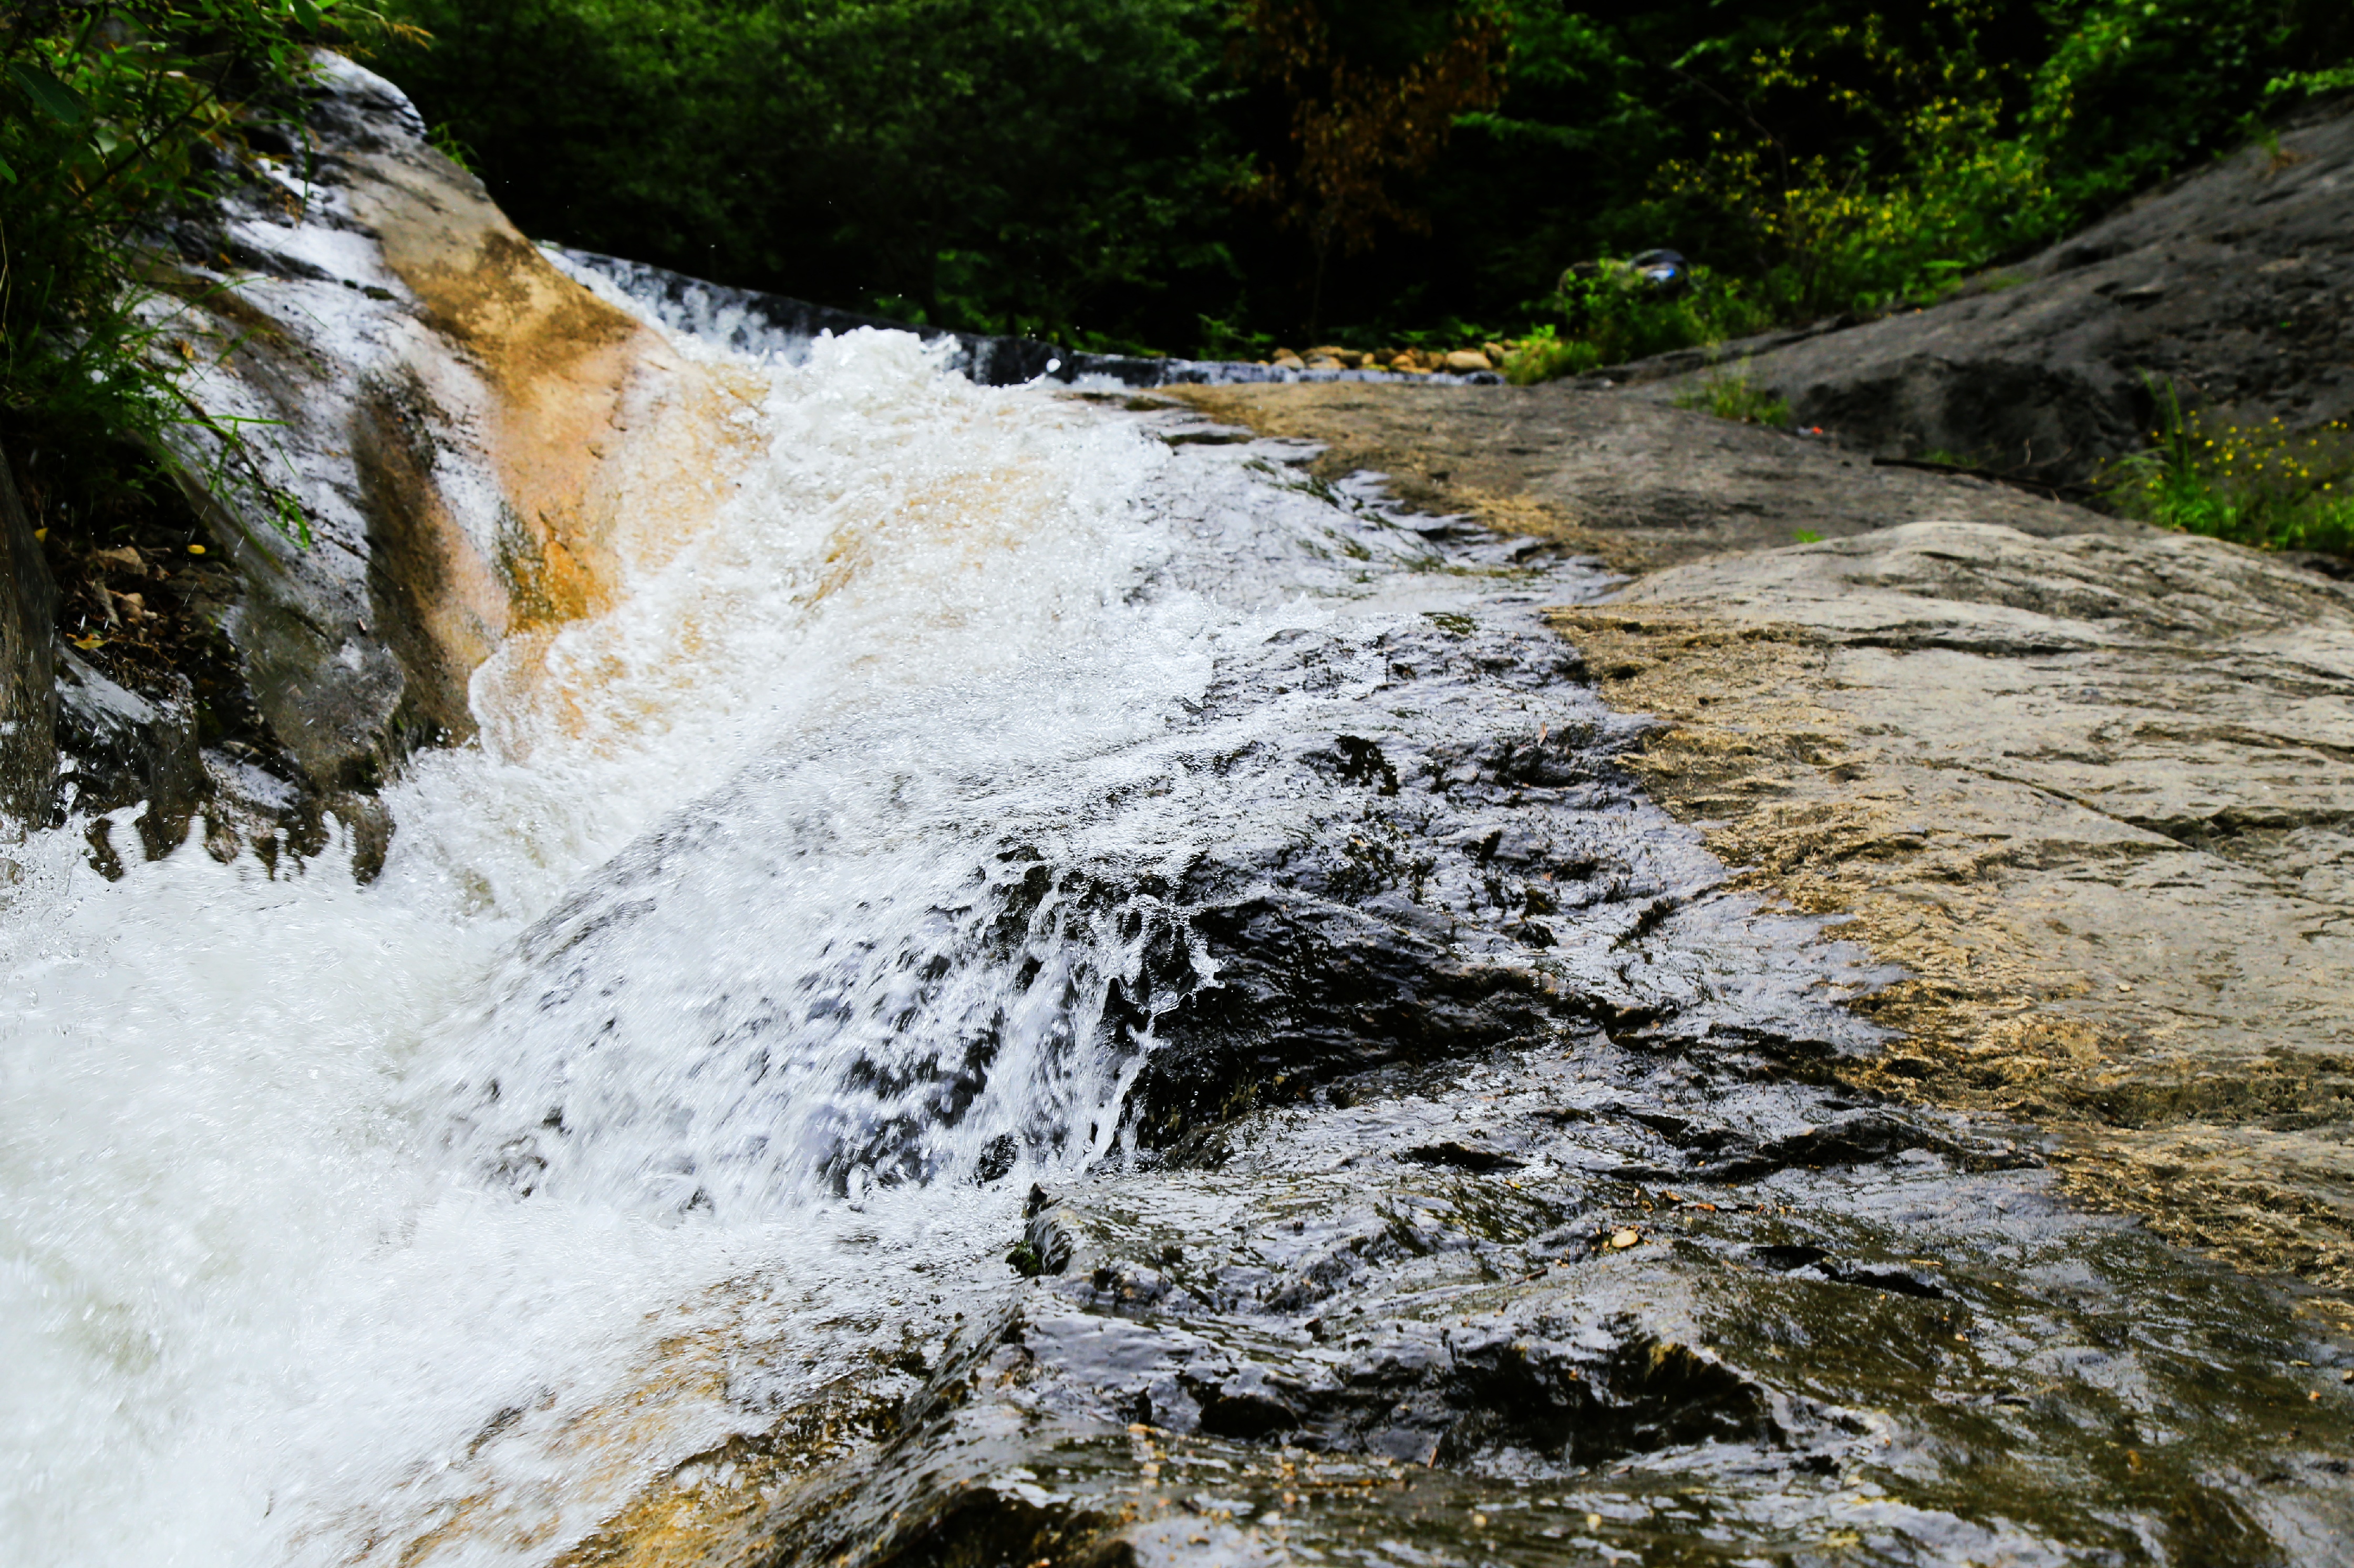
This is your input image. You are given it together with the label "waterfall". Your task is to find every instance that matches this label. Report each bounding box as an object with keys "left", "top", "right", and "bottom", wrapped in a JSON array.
[{"left": 0, "top": 307, "right": 1611, "bottom": 1565}]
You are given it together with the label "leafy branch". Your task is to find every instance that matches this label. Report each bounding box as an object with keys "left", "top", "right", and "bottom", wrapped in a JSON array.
[{"left": 0, "top": 2, "right": 405, "bottom": 546}]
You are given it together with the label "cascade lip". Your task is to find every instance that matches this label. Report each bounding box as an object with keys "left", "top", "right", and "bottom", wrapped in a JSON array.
[{"left": 550, "top": 247, "right": 1507, "bottom": 390}]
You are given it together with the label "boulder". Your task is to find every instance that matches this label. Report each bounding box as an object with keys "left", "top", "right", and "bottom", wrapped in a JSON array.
[
  {"left": 113, "top": 52, "right": 746, "bottom": 864},
  {"left": 1443, "top": 349, "right": 1493, "bottom": 373},
  {"left": 1628, "top": 96, "right": 2354, "bottom": 487}
]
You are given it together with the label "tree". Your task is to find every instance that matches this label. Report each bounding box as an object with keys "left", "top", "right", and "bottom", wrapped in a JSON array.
[{"left": 1233, "top": 0, "right": 1504, "bottom": 334}]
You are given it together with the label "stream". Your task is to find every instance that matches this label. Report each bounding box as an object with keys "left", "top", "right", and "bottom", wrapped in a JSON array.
[{"left": 4, "top": 282, "right": 2351, "bottom": 1567}]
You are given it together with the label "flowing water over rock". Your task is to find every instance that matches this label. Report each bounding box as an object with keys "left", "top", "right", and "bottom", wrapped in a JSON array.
[{"left": 4, "top": 288, "right": 2351, "bottom": 1568}]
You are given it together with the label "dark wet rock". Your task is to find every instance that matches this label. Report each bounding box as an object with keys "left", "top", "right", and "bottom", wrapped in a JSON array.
[
  {"left": 1100, "top": 614, "right": 1889, "bottom": 1150},
  {"left": 1401, "top": 1141, "right": 1524, "bottom": 1173},
  {"left": 54, "top": 649, "right": 202, "bottom": 866},
  {"left": 694, "top": 1037, "right": 2354, "bottom": 1567},
  {"left": 0, "top": 447, "right": 55, "bottom": 833},
  {"left": 1623, "top": 99, "right": 2354, "bottom": 486}
]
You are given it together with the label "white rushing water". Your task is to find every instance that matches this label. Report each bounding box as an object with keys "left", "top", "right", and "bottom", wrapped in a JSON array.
[{"left": 1, "top": 317, "right": 1593, "bottom": 1566}]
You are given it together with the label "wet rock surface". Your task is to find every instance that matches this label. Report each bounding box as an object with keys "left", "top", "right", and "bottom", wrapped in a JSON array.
[
  {"left": 519, "top": 416, "right": 2354, "bottom": 1567},
  {"left": 1618, "top": 97, "right": 2354, "bottom": 487},
  {"left": 1555, "top": 521, "right": 2354, "bottom": 1311},
  {"left": 598, "top": 1043, "right": 2354, "bottom": 1568},
  {"left": 1177, "top": 380, "right": 2354, "bottom": 1319},
  {"left": 53, "top": 649, "right": 203, "bottom": 872},
  {"left": 57, "top": 53, "right": 743, "bottom": 875}
]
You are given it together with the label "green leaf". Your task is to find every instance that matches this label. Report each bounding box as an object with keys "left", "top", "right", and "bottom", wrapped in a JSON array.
[
  {"left": 0, "top": 153, "right": 15, "bottom": 185},
  {"left": 292, "top": 0, "right": 325, "bottom": 29},
  {"left": 8, "top": 62, "right": 88, "bottom": 126}
]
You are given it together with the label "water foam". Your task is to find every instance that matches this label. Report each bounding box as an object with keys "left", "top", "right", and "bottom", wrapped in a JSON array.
[{"left": 0, "top": 329, "right": 1206, "bottom": 1566}]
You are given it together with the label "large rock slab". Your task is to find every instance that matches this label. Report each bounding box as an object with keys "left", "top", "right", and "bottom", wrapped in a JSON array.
[
  {"left": 1165, "top": 378, "right": 2354, "bottom": 1316},
  {"left": 1554, "top": 521, "right": 2354, "bottom": 1298},
  {"left": 1626, "top": 99, "right": 2354, "bottom": 486},
  {"left": 121, "top": 53, "right": 750, "bottom": 865},
  {"left": 1162, "top": 381, "right": 2143, "bottom": 568}
]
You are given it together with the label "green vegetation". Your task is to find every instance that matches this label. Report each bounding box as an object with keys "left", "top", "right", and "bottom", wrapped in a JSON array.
[
  {"left": 3, "top": 2, "right": 2351, "bottom": 552},
  {"left": 376, "top": 0, "right": 1238, "bottom": 348},
  {"left": 1672, "top": 362, "right": 1792, "bottom": 427},
  {"left": 373, "top": 0, "right": 2351, "bottom": 365},
  {"left": 2105, "top": 381, "right": 2354, "bottom": 554},
  {"left": 0, "top": 2, "right": 402, "bottom": 547}
]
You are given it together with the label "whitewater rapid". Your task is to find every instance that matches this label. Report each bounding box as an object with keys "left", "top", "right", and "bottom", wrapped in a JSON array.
[{"left": 0, "top": 316, "right": 1601, "bottom": 1566}]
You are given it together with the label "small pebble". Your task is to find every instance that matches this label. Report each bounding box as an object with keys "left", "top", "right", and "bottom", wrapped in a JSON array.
[{"left": 1609, "top": 1228, "right": 1640, "bottom": 1249}]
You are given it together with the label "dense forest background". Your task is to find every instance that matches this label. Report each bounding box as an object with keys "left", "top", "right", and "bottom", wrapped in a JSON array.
[
  {"left": 374, "top": 0, "right": 2354, "bottom": 356},
  {"left": 1, "top": 2, "right": 2350, "bottom": 558}
]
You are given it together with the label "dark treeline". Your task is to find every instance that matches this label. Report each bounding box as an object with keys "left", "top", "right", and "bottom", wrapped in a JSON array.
[{"left": 379, "top": 0, "right": 2354, "bottom": 355}]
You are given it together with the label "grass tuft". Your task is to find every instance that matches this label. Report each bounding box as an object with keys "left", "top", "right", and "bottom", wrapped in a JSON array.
[
  {"left": 2105, "top": 379, "right": 2354, "bottom": 556},
  {"left": 1673, "top": 363, "right": 1792, "bottom": 427}
]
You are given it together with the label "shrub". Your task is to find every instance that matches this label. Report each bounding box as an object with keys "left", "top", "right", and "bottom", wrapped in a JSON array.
[
  {"left": 0, "top": 2, "right": 401, "bottom": 545},
  {"left": 2104, "top": 379, "right": 2354, "bottom": 555},
  {"left": 1499, "top": 325, "right": 1600, "bottom": 384}
]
